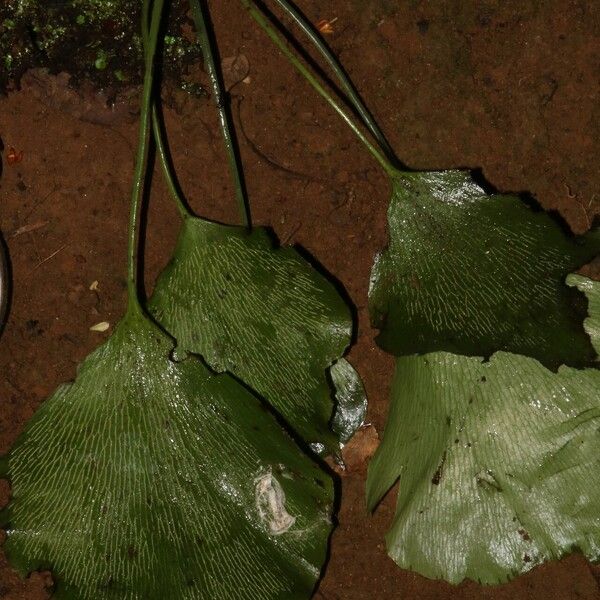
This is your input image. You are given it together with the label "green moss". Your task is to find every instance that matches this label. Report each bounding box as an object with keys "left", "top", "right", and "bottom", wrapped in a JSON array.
[
  {"left": 94, "top": 50, "right": 107, "bottom": 70},
  {"left": 0, "top": 0, "right": 203, "bottom": 93}
]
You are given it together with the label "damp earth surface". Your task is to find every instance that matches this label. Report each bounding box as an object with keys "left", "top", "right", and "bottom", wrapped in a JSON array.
[{"left": 0, "top": 1, "right": 599, "bottom": 598}]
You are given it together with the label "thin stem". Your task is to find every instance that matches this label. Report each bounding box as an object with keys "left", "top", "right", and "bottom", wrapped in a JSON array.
[
  {"left": 239, "top": 0, "right": 396, "bottom": 177},
  {"left": 271, "top": 0, "right": 396, "bottom": 163},
  {"left": 141, "top": 0, "right": 192, "bottom": 220},
  {"left": 190, "top": 0, "right": 251, "bottom": 228},
  {"left": 127, "top": 0, "right": 165, "bottom": 314},
  {"left": 151, "top": 105, "right": 191, "bottom": 219}
]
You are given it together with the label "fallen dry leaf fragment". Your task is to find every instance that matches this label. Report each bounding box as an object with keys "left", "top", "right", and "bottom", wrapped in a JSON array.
[
  {"left": 316, "top": 17, "right": 338, "bottom": 35},
  {"left": 89, "top": 321, "right": 110, "bottom": 332},
  {"left": 340, "top": 425, "right": 379, "bottom": 473},
  {"left": 12, "top": 221, "right": 48, "bottom": 237},
  {"left": 6, "top": 146, "right": 24, "bottom": 165}
]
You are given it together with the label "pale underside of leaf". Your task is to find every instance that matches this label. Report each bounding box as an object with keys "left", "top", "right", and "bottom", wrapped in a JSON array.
[
  {"left": 330, "top": 358, "right": 367, "bottom": 445},
  {"left": 568, "top": 273, "right": 600, "bottom": 354},
  {"left": 4, "top": 313, "right": 333, "bottom": 599},
  {"left": 149, "top": 217, "right": 358, "bottom": 453},
  {"left": 369, "top": 170, "right": 600, "bottom": 369},
  {"left": 367, "top": 275, "right": 600, "bottom": 585}
]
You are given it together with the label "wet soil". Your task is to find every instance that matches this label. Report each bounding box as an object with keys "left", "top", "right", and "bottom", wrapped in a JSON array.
[{"left": 0, "top": 0, "right": 599, "bottom": 598}]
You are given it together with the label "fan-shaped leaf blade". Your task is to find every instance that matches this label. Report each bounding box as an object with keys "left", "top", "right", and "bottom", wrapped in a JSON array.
[
  {"left": 369, "top": 170, "right": 599, "bottom": 368},
  {"left": 4, "top": 311, "right": 333, "bottom": 599},
  {"left": 149, "top": 217, "right": 358, "bottom": 453},
  {"left": 367, "top": 275, "right": 600, "bottom": 585}
]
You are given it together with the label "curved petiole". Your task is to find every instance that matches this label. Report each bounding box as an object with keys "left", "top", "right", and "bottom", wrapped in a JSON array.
[
  {"left": 127, "top": 0, "right": 166, "bottom": 314},
  {"left": 271, "top": 0, "right": 397, "bottom": 164},
  {"left": 190, "top": 0, "right": 252, "bottom": 229},
  {"left": 239, "top": 0, "right": 398, "bottom": 177}
]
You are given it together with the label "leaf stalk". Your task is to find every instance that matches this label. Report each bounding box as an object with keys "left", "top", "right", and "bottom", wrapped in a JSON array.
[
  {"left": 271, "top": 0, "right": 397, "bottom": 164},
  {"left": 190, "top": 0, "right": 252, "bottom": 228},
  {"left": 239, "top": 0, "right": 397, "bottom": 177},
  {"left": 127, "top": 0, "right": 165, "bottom": 315},
  {"left": 140, "top": 0, "right": 191, "bottom": 220}
]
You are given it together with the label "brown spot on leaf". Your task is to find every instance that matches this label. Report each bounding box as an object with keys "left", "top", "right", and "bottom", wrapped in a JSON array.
[
  {"left": 518, "top": 528, "right": 531, "bottom": 542},
  {"left": 431, "top": 451, "right": 447, "bottom": 485}
]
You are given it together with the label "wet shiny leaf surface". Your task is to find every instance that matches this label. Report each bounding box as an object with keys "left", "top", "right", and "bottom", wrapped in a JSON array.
[
  {"left": 366, "top": 275, "right": 600, "bottom": 585},
  {"left": 149, "top": 217, "right": 359, "bottom": 454},
  {"left": 4, "top": 310, "right": 333, "bottom": 599},
  {"left": 369, "top": 170, "right": 600, "bottom": 369}
]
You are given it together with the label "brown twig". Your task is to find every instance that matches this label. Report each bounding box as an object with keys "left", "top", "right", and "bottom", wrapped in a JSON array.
[
  {"left": 33, "top": 244, "right": 67, "bottom": 270},
  {"left": 11, "top": 220, "right": 49, "bottom": 238}
]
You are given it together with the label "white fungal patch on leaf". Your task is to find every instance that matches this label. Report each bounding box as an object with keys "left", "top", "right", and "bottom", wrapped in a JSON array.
[{"left": 254, "top": 468, "right": 296, "bottom": 535}]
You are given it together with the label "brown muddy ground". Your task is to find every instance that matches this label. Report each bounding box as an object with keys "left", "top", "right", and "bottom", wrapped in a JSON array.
[{"left": 0, "top": 1, "right": 599, "bottom": 598}]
